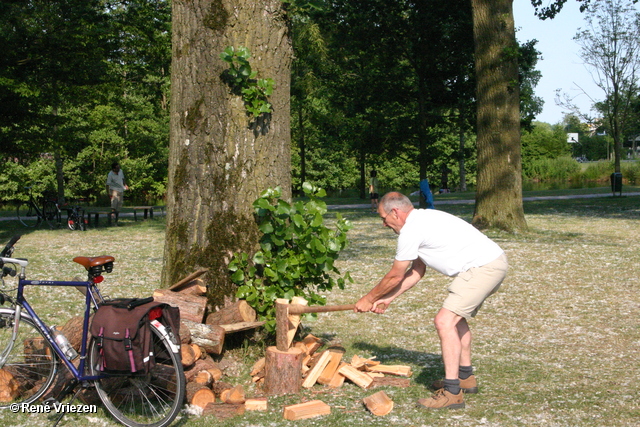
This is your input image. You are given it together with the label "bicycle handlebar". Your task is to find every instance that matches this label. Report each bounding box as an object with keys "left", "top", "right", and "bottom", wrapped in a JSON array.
[{"left": 0, "top": 235, "right": 20, "bottom": 258}]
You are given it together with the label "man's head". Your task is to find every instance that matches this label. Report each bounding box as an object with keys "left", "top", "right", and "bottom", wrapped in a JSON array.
[
  {"left": 111, "top": 162, "right": 120, "bottom": 172},
  {"left": 378, "top": 192, "right": 413, "bottom": 234}
]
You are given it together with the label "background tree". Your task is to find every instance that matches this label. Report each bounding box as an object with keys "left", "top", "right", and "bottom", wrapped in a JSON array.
[
  {"left": 573, "top": 0, "right": 640, "bottom": 173},
  {"left": 471, "top": 0, "right": 527, "bottom": 231},
  {"left": 163, "top": 0, "right": 292, "bottom": 307}
]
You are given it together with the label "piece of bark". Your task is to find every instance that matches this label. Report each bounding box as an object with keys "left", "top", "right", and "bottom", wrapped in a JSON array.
[
  {"left": 317, "top": 347, "right": 345, "bottom": 385},
  {"left": 202, "top": 402, "right": 245, "bottom": 419},
  {"left": 169, "top": 268, "right": 209, "bottom": 292},
  {"left": 283, "top": 400, "right": 331, "bottom": 420},
  {"left": 244, "top": 398, "right": 268, "bottom": 411},
  {"left": 286, "top": 296, "right": 308, "bottom": 347},
  {"left": 369, "top": 377, "right": 411, "bottom": 388},
  {"left": 205, "top": 300, "right": 256, "bottom": 325},
  {"left": 366, "top": 365, "right": 413, "bottom": 377},
  {"left": 338, "top": 364, "right": 374, "bottom": 389},
  {"left": 327, "top": 362, "right": 348, "bottom": 388},
  {"left": 182, "top": 319, "right": 225, "bottom": 355},
  {"left": 302, "top": 350, "right": 332, "bottom": 388},
  {"left": 363, "top": 390, "right": 394, "bottom": 416},
  {"left": 218, "top": 321, "right": 265, "bottom": 333},
  {"left": 153, "top": 288, "right": 207, "bottom": 323},
  {"left": 264, "top": 346, "right": 304, "bottom": 395}
]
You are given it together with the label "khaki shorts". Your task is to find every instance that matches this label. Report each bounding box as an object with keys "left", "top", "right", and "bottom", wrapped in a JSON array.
[
  {"left": 442, "top": 253, "right": 508, "bottom": 319},
  {"left": 110, "top": 190, "right": 124, "bottom": 211}
]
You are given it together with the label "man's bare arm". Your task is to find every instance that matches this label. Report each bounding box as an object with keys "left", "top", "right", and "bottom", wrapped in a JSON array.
[{"left": 355, "top": 259, "right": 413, "bottom": 312}]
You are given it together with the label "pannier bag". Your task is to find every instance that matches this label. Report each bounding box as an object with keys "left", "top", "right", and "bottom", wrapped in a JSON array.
[{"left": 90, "top": 297, "right": 180, "bottom": 373}]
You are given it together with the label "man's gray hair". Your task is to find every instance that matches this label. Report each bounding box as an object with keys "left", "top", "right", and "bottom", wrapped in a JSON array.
[{"left": 380, "top": 192, "right": 413, "bottom": 213}]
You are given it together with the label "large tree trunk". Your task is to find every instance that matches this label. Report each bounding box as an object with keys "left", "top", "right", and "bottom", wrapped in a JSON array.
[
  {"left": 470, "top": 0, "right": 527, "bottom": 232},
  {"left": 163, "top": 0, "right": 292, "bottom": 308}
]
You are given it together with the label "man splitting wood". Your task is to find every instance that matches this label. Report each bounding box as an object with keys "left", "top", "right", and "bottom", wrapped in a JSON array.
[{"left": 355, "top": 192, "right": 508, "bottom": 409}]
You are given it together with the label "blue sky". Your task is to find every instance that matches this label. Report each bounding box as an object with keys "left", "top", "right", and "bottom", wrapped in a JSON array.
[{"left": 513, "top": 1, "right": 600, "bottom": 125}]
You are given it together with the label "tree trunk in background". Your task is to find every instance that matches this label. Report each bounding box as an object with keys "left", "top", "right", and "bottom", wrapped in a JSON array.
[
  {"left": 163, "top": 0, "right": 292, "bottom": 308},
  {"left": 470, "top": 0, "right": 527, "bottom": 232}
]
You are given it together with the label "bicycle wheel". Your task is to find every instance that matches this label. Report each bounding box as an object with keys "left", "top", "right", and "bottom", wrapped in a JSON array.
[
  {"left": 0, "top": 308, "right": 59, "bottom": 408},
  {"left": 67, "top": 213, "right": 79, "bottom": 231},
  {"left": 16, "top": 203, "right": 39, "bottom": 228},
  {"left": 90, "top": 322, "right": 185, "bottom": 427},
  {"left": 43, "top": 201, "right": 60, "bottom": 229}
]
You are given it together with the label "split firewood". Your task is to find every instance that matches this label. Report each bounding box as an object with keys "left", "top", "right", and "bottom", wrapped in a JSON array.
[
  {"left": 302, "top": 334, "right": 323, "bottom": 355},
  {"left": 250, "top": 357, "right": 266, "bottom": 377},
  {"left": 202, "top": 402, "right": 245, "bottom": 419},
  {"left": 286, "top": 296, "right": 308, "bottom": 347},
  {"left": 302, "top": 350, "right": 332, "bottom": 388},
  {"left": 0, "top": 369, "right": 20, "bottom": 402},
  {"left": 218, "top": 321, "right": 265, "bottom": 334},
  {"left": 186, "top": 383, "right": 215, "bottom": 409},
  {"left": 351, "top": 355, "right": 380, "bottom": 370},
  {"left": 205, "top": 300, "right": 256, "bottom": 325},
  {"left": 181, "top": 319, "right": 225, "bottom": 355},
  {"left": 175, "top": 278, "right": 207, "bottom": 297},
  {"left": 327, "top": 362, "right": 348, "bottom": 388},
  {"left": 221, "top": 385, "right": 245, "bottom": 405},
  {"left": 338, "top": 364, "right": 374, "bottom": 389},
  {"left": 317, "top": 347, "right": 345, "bottom": 385},
  {"left": 363, "top": 390, "right": 394, "bottom": 416},
  {"left": 181, "top": 344, "right": 196, "bottom": 368},
  {"left": 370, "top": 377, "right": 411, "bottom": 388},
  {"left": 366, "top": 365, "right": 413, "bottom": 377},
  {"left": 283, "top": 400, "right": 331, "bottom": 420},
  {"left": 153, "top": 288, "right": 207, "bottom": 323},
  {"left": 168, "top": 268, "right": 209, "bottom": 292},
  {"left": 293, "top": 341, "right": 308, "bottom": 355},
  {"left": 244, "top": 398, "right": 268, "bottom": 411}
]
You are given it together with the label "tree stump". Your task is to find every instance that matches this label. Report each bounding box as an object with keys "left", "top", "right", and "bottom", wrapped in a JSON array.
[{"left": 264, "top": 346, "right": 304, "bottom": 395}]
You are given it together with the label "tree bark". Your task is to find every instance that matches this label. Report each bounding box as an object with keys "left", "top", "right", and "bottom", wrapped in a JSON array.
[
  {"left": 471, "top": 0, "right": 527, "bottom": 232},
  {"left": 164, "top": 0, "right": 292, "bottom": 307}
]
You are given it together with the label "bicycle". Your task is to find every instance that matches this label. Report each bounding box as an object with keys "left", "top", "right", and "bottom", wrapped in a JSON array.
[
  {"left": 65, "top": 205, "right": 87, "bottom": 231},
  {"left": 0, "top": 235, "right": 185, "bottom": 427},
  {"left": 16, "top": 186, "right": 61, "bottom": 229}
]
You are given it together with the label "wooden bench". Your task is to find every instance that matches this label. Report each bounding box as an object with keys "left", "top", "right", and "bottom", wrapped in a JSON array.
[
  {"left": 87, "top": 211, "right": 112, "bottom": 227},
  {"left": 131, "top": 206, "right": 165, "bottom": 221}
]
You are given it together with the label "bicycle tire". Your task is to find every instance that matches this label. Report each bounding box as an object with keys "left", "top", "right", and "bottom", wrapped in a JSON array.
[
  {"left": 16, "top": 203, "right": 39, "bottom": 228},
  {"left": 67, "top": 213, "right": 79, "bottom": 231},
  {"left": 43, "top": 201, "right": 60, "bottom": 229},
  {"left": 0, "top": 308, "right": 59, "bottom": 408},
  {"left": 90, "top": 322, "right": 185, "bottom": 427}
]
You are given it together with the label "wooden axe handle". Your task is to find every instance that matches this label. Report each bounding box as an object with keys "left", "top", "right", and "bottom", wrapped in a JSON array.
[{"left": 287, "top": 303, "right": 388, "bottom": 315}]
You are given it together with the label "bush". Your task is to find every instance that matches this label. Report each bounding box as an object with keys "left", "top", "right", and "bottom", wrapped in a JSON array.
[
  {"left": 229, "top": 183, "right": 353, "bottom": 332},
  {"left": 524, "top": 156, "right": 581, "bottom": 181}
]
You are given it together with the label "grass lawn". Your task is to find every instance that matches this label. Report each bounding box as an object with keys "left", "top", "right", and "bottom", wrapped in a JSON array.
[{"left": 0, "top": 190, "right": 638, "bottom": 426}]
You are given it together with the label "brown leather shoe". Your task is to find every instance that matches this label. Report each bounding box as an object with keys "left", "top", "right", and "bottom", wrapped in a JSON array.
[
  {"left": 417, "top": 388, "right": 465, "bottom": 409},
  {"left": 431, "top": 375, "right": 478, "bottom": 394}
]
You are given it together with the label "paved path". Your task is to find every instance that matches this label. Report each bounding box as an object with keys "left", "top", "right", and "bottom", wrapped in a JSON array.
[{"left": 327, "top": 191, "right": 640, "bottom": 210}]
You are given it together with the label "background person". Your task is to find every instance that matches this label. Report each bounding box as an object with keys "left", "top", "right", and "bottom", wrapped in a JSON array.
[
  {"left": 369, "top": 169, "right": 379, "bottom": 211},
  {"left": 355, "top": 191, "right": 508, "bottom": 409},
  {"left": 105, "top": 162, "right": 128, "bottom": 225}
]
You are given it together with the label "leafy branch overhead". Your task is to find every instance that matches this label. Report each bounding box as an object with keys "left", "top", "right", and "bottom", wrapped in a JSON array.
[
  {"left": 220, "top": 46, "right": 274, "bottom": 118},
  {"left": 229, "top": 183, "right": 353, "bottom": 332}
]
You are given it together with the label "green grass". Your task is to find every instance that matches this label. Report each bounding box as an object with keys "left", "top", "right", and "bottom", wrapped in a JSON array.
[{"left": 0, "top": 191, "right": 639, "bottom": 426}]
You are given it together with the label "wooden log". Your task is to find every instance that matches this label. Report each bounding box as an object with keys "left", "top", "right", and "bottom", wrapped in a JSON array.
[
  {"left": 221, "top": 385, "right": 245, "bottom": 404},
  {"left": 317, "top": 347, "right": 345, "bottom": 385},
  {"left": 283, "top": 400, "right": 331, "bottom": 420},
  {"left": 363, "top": 390, "right": 394, "bottom": 416},
  {"left": 218, "top": 321, "right": 265, "bottom": 333},
  {"left": 264, "top": 346, "right": 304, "bottom": 396},
  {"left": 202, "top": 402, "right": 245, "bottom": 419},
  {"left": 176, "top": 278, "right": 207, "bottom": 297},
  {"left": 370, "top": 377, "right": 411, "bottom": 388},
  {"left": 205, "top": 300, "right": 256, "bottom": 325},
  {"left": 338, "top": 364, "right": 374, "bottom": 389},
  {"left": 153, "top": 288, "right": 207, "bottom": 323},
  {"left": 327, "top": 362, "right": 348, "bottom": 388},
  {"left": 244, "top": 397, "right": 268, "bottom": 411},
  {"left": 181, "top": 344, "right": 196, "bottom": 368},
  {"left": 179, "top": 321, "right": 191, "bottom": 344},
  {"left": 191, "top": 343, "right": 202, "bottom": 360},
  {"left": 186, "top": 383, "right": 215, "bottom": 409},
  {"left": 0, "top": 369, "right": 20, "bottom": 402},
  {"left": 366, "top": 365, "right": 413, "bottom": 377},
  {"left": 211, "top": 381, "right": 233, "bottom": 397},
  {"left": 275, "top": 299, "right": 290, "bottom": 351},
  {"left": 169, "top": 268, "right": 209, "bottom": 292},
  {"left": 302, "top": 350, "right": 332, "bottom": 388},
  {"left": 193, "top": 370, "right": 214, "bottom": 387},
  {"left": 207, "top": 367, "right": 223, "bottom": 382},
  {"left": 61, "top": 316, "right": 88, "bottom": 351},
  {"left": 182, "top": 319, "right": 225, "bottom": 355},
  {"left": 185, "top": 357, "right": 222, "bottom": 383},
  {"left": 287, "top": 296, "right": 308, "bottom": 347}
]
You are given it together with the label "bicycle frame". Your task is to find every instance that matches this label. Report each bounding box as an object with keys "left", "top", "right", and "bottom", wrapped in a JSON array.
[{"left": 2, "top": 256, "right": 106, "bottom": 382}]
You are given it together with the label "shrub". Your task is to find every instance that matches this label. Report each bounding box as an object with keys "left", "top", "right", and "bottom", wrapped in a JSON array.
[{"left": 229, "top": 183, "right": 353, "bottom": 332}]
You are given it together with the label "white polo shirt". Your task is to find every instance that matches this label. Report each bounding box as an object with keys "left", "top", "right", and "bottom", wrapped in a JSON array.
[{"left": 396, "top": 209, "right": 504, "bottom": 277}]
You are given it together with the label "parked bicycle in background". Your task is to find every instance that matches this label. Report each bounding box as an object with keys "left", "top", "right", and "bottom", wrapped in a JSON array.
[{"left": 16, "top": 185, "right": 60, "bottom": 228}]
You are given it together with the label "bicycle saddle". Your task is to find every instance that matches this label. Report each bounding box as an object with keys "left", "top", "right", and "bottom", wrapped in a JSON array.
[{"left": 73, "top": 255, "right": 115, "bottom": 270}]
